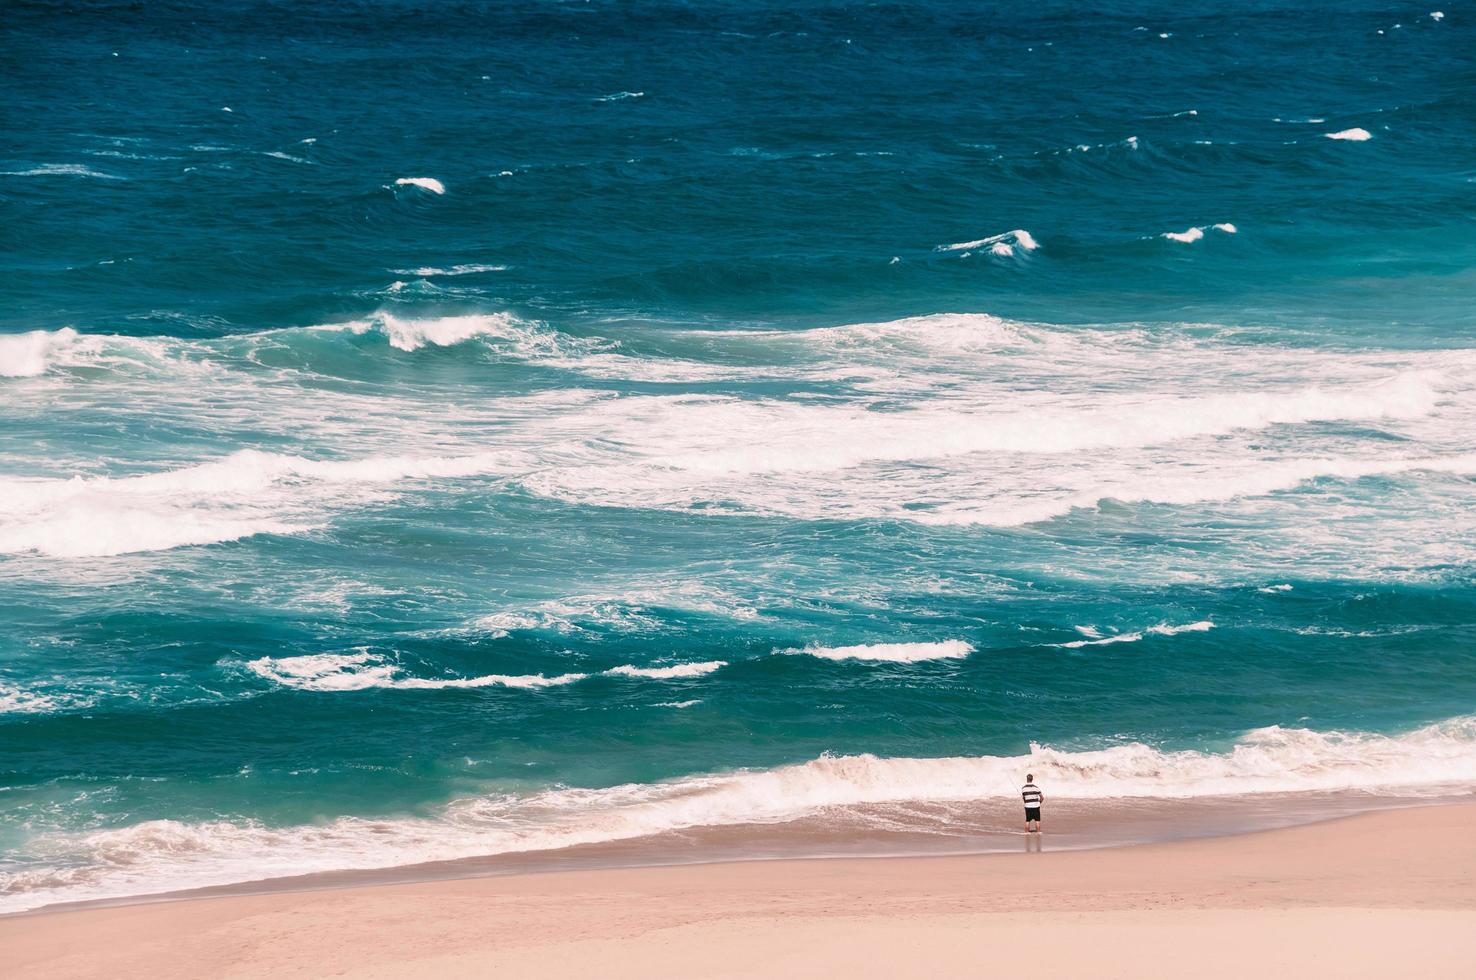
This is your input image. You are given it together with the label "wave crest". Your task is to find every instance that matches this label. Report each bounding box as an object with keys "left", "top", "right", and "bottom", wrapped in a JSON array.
[
  {"left": 783, "top": 640, "right": 973, "bottom": 663},
  {"left": 243, "top": 651, "right": 727, "bottom": 692},
  {"left": 7, "top": 716, "right": 1476, "bottom": 913},
  {"left": 0, "top": 328, "right": 89, "bottom": 378}
]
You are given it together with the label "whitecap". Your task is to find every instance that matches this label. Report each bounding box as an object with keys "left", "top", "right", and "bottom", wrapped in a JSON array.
[
  {"left": 1055, "top": 621, "right": 1213, "bottom": 649},
  {"left": 1326, "top": 128, "right": 1372, "bottom": 141},
  {"left": 783, "top": 640, "right": 973, "bottom": 663},
  {"left": 1, "top": 163, "right": 122, "bottom": 180},
  {"left": 936, "top": 229, "right": 1038, "bottom": 253},
  {"left": 394, "top": 176, "right": 446, "bottom": 194},
  {"left": 388, "top": 263, "right": 507, "bottom": 277},
  {"left": 605, "top": 661, "right": 727, "bottom": 679},
  {"left": 243, "top": 651, "right": 727, "bottom": 692},
  {"left": 311, "top": 312, "right": 539, "bottom": 352},
  {"left": 244, "top": 652, "right": 588, "bottom": 692},
  {"left": 1162, "top": 223, "right": 1236, "bottom": 243},
  {"left": 0, "top": 327, "right": 87, "bottom": 378}
]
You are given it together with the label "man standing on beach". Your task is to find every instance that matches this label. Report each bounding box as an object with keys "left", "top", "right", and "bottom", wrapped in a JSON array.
[{"left": 1022, "top": 774, "right": 1044, "bottom": 833}]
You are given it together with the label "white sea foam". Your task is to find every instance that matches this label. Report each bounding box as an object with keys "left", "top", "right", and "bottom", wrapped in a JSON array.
[
  {"left": 785, "top": 640, "right": 973, "bottom": 663},
  {"left": 0, "top": 328, "right": 88, "bottom": 377},
  {"left": 1326, "top": 128, "right": 1372, "bottom": 141},
  {"left": 308, "top": 311, "right": 572, "bottom": 356},
  {"left": 0, "top": 508, "right": 310, "bottom": 560},
  {"left": 529, "top": 371, "right": 1448, "bottom": 490},
  {"left": 376, "top": 312, "right": 522, "bottom": 351},
  {"left": 1055, "top": 621, "right": 1214, "bottom": 649},
  {"left": 389, "top": 263, "right": 508, "bottom": 277},
  {"left": 1259, "top": 584, "right": 1294, "bottom": 593},
  {"left": 1, "top": 163, "right": 122, "bottom": 180},
  {"left": 605, "top": 661, "right": 727, "bottom": 679},
  {"left": 937, "top": 229, "right": 1038, "bottom": 253},
  {"left": 596, "top": 91, "right": 645, "bottom": 101},
  {"left": 394, "top": 176, "right": 446, "bottom": 194},
  {"left": 244, "top": 651, "right": 726, "bottom": 692},
  {"left": 0, "top": 684, "right": 62, "bottom": 714},
  {"left": 1431, "top": 11, "right": 1444, "bottom": 21},
  {"left": 1163, "top": 223, "right": 1236, "bottom": 243},
  {"left": 7, "top": 313, "right": 1473, "bottom": 561},
  {"left": 0, "top": 448, "right": 526, "bottom": 557},
  {"left": 468, "top": 583, "right": 760, "bottom": 636},
  {"left": 244, "top": 653, "right": 589, "bottom": 691},
  {"left": 8, "top": 716, "right": 1476, "bottom": 912}
]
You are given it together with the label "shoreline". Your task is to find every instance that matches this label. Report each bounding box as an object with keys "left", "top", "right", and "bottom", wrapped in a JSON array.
[
  {"left": 7, "top": 788, "right": 1471, "bottom": 918},
  {"left": 6, "top": 801, "right": 1476, "bottom": 978}
]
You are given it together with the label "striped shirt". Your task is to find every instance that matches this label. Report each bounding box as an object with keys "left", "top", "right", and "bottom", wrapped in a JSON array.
[{"left": 1021, "top": 783, "right": 1043, "bottom": 808}]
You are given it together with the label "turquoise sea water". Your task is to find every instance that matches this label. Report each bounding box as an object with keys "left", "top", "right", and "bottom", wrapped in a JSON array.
[{"left": 2, "top": 0, "right": 1475, "bottom": 911}]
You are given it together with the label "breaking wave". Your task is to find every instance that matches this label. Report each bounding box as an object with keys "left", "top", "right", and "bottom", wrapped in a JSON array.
[
  {"left": 4, "top": 313, "right": 1473, "bottom": 556},
  {"left": 242, "top": 651, "right": 727, "bottom": 692},
  {"left": 7, "top": 716, "right": 1476, "bottom": 913},
  {"left": 937, "top": 228, "right": 1039, "bottom": 257},
  {"left": 783, "top": 640, "right": 973, "bottom": 663},
  {"left": 393, "top": 176, "right": 445, "bottom": 194},
  {"left": 0, "top": 328, "right": 91, "bottom": 378},
  {"left": 1057, "top": 621, "right": 1215, "bottom": 649}
]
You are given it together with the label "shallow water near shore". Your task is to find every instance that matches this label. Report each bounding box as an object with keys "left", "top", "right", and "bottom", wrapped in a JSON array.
[{"left": 3, "top": 0, "right": 1476, "bottom": 914}]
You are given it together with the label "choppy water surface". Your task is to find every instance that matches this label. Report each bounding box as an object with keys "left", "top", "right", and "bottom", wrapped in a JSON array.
[{"left": 2, "top": 0, "right": 1474, "bottom": 911}]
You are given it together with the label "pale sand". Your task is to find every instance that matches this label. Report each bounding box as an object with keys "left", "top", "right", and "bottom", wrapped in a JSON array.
[{"left": 5, "top": 803, "right": 1475, "bottom": 979}]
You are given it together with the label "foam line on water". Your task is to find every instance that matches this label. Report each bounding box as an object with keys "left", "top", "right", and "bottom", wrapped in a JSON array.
[
  {"left": 0, "top": 448, "right": 528, "bottom": 558},
  {"left": 1055, "top": 621, "right": 1214, "bottom": 649},
  {"left": 0, "top": 163, "right": 123, "bottom": 180},
  {"left": 242, "top": 651, "right": 728, "bottom": 692},
  {"left": 783, "top": 640, "right": 973, "bottom": 663},
  {"left": 605, "top": 661, "right": 727, "bottom": 679},
  {"left": 388, "top": 263, "right": 507, "bottom": 277}
]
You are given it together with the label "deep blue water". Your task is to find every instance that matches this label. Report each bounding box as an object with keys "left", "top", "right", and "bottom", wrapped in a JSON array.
[{"left": 2, "top": 0, "right": 1474, "bottom": 910}]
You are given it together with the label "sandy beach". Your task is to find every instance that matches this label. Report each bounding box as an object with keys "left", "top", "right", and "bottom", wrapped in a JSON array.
[{"left": 5, "top": 802, "right": 1474, "bottom": 979}]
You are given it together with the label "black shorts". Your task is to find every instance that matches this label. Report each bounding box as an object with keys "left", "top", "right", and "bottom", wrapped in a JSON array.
[{"left": 1024, "top": 807, "right": 1041, "bottom": 821}]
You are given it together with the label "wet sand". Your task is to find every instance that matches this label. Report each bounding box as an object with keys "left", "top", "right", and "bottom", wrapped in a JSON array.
[{"left": 5, "top": 802, "right": 1475, "bottom": 979}]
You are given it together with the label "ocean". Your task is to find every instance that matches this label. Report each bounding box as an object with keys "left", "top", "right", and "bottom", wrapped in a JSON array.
[{"left": 2, "top": 0, "right": 1474, "bottom": 912}]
